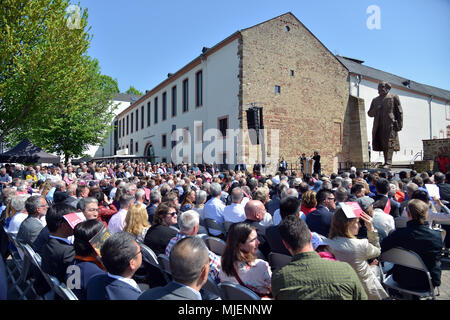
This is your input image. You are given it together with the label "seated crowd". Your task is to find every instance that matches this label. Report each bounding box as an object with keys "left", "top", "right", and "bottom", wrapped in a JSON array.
[{"left": 0, "top": 161, "right": 449, "bottom": 300}]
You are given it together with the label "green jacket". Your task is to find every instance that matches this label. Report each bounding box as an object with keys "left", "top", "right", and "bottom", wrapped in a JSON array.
[{"left": 271, "top": 251, "right": 368, "bottom": 300}]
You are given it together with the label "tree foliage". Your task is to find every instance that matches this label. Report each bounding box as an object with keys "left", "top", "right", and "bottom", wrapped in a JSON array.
[
  {"left": 125, "top": 85, "right": 143, "bottom": 96},
  {"left": 0, "top": 0, "right": 119, "bottom": 162}
]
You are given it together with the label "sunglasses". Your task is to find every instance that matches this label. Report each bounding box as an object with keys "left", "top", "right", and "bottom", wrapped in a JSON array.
[{"left": 167, "top": 211, "right": 178, "bottom": 217}]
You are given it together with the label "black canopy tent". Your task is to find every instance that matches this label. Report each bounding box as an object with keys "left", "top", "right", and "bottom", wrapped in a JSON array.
[{"left": 0, "top": 138, "right": 60, "bottom": 164}]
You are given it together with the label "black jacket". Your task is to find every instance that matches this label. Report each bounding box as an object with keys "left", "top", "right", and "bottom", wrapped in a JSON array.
[
  {"left": 305, "top": 205, "right": 333, "bottom": 238},
  {"left": 381, "top": 220, "right": 442, "bottom": 290},
  {"left": 265, "top": 225, "right": 291, "bottom": 256},
  {"left": 143, "top": 224, "right": 178, "bottom": 256}
]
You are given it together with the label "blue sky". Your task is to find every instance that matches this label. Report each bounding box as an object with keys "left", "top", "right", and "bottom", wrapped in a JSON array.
[{"left": 75, "top": 0, "right": 450, "bottom": 93}]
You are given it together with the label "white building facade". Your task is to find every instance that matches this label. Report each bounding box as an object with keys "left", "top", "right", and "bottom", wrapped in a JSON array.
[{"left": 115, "top": 34, "right": 241, "bottom": 165}]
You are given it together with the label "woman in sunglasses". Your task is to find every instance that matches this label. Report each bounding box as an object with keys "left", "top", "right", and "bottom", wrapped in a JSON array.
[{"left": 143, "top": 201, "right": 179, "bottom": 255}]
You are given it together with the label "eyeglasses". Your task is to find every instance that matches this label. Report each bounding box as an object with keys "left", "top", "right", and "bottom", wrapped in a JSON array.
[
  {"left": 168, "top": 211, "right": 178, "bottom": 217},
  {"left": 327, "top": 197, "right": 335, "bottom": 201}
]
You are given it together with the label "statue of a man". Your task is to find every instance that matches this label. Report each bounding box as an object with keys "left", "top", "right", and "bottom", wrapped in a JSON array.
[{"left": 368, "top": 82, "right": 403, "bottom": 169}]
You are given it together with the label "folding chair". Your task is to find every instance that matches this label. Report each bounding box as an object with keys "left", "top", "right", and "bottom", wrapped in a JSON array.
[
  {"left": 223, "top": 221, "right": 235, "bottom": 233},
  {"left": 21, "top": 243, "right": 76, "bottom": 300},
  {"left": 380, "top": 247, "right": 437, "bottom": 300},
  {"left": 268, "top": 252, "right": 292, "bottom": 272},
  {"left": 157, "top": 253, "right": 172, "bottom": 283},
  {"left": 138, "top": 242, "right": 168, "bottom": 288},
  {"left": 203, "top": 218, "right": 226, "bottom": 239},
  {"left": 394, "top": 217, "right": 407, "bottom": 229},
  {"left": 202, "top": 276, "right": 222, "bottom": 298},
  {"left": 203, "top": 236, "right": 226, "bottom": 256},
  {"left": 218, "top": 282, "right": 260, "bottom": 300},
  {"left": 2, "top": 227, "right": 36, "bottom": 299}
]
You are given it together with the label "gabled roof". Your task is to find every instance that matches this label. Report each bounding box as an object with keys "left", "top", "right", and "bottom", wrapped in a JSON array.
[
  {"left": 113, "top": 93, "right": 143, "bottom": 103},
  {"left": 336, "top": 55, "right": 450, "bottom": 102}
]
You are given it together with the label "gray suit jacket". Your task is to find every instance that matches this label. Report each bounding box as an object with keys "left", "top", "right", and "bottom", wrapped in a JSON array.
[
  {"left": 138, "top": 281, "right": 200, "bottom": 300},
  {"left": 16, "top": 216, "right": 44, "bottom": 246}
]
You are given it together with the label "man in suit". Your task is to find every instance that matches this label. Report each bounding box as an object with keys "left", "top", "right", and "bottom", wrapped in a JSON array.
[
  {"left": 139, "top": 237, "right": 210, "bottom": 300},
  {"left": 146, "top": 189, "right": 161, "bottom": 223},
  {"left": 39, "top": 203, "right": 76, "bottom": 283},
  {"left": 371, "top": 178, "right": 400, "bottom": 218},
  {"left": 306, "top": 189, "right": 335, "bottom": 237},
  {"left": 63, "top": 184, "right": 79, "bottom": 208},
  {"left": 87, "top": 232, "right": 142, "bottom": 300},
  {"left": 16, "top": 195, "right": 49, "bottom": 246},
  {"left": 266, "top": 196, "right": 301, "bottom": 256}
]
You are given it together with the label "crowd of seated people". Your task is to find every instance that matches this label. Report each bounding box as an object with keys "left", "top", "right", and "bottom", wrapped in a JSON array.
[{"left": 0, "top": 160, "right": 449, "bottom": 300}]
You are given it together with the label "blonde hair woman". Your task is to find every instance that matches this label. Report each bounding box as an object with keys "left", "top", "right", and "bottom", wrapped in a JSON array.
[{"left": 124, "top": 203, "right": 150, "bottom": 242}]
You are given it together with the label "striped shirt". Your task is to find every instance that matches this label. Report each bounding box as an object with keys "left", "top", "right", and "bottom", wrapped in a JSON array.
[{"left": 165, "top": 233, "right": 221, "bottom": 281}]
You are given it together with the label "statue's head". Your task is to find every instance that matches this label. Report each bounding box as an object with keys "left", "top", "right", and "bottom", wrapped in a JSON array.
[{"left": 378, "top": 82, "right": 391, "bottom": 96}]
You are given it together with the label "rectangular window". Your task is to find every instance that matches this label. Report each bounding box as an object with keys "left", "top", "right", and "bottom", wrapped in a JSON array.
[
  {"left": 126, "top": 115, "right": 129, "bottom": 135},
  {"left": 130, "top": 139, "right": 133, "bottom": 154},
  {"left": 122, "top": 118, "right": 125, "bottom": 137},
  {"left": 196, "top": 70, "right": 203, "bottom": 107},
  {"left": 183, "top": 79, "right": 189, "bottom": 112},
  {"left": 135, "top": 109, "right": 139, "bottom": 132},
  {"left": 162, "top": 134, "right": 167, "bottom": 148},
  {"left": 135, "top": 142, "right": 138, "bottom": 153},
  {"left": 162, "top": 92, "right": 167, "bottom": 121},
  {"left": 218, "top": 116, "right": 228, "bottom": 138},
  {"left": 131, "top": 112, "right": 134, "bottom": 133},
  {"left": 171, "top": 86, "right": 177, "bottom": 117},
  {"left": 118, "top": 119, "right": 121, "bottom": 138},
  {"left": 141, "top": 106, "right": 144, "bottom": 129},
  {"left": 275, "top": 85, "right": 281, "bottom": 94},
  {"left": 154, "top": 97, "right": 158, "bottom": 124},
  {"left": 147, "top": 102, "right": 151, "bottom": 127}
]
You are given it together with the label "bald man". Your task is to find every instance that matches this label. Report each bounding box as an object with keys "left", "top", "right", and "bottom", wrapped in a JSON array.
[{"left": 243, "top": 200, "right": 273, "bottom": 258}]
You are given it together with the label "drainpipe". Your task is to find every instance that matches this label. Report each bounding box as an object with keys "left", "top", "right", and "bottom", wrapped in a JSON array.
[
  {"left": 428, "top": 96, "right": 433, "bottom": 139},
  {"left": 356, "top": 74, "right": 362, "bottom": 97}
]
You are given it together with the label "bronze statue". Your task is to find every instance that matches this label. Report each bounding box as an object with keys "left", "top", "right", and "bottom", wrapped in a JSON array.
[{"left": 368, "top": 82, "right": 403, "bottom": 169}]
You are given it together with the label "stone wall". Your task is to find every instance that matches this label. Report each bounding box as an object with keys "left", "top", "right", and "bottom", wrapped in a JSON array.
[
  {"left": 238, "top": 13, "right": 350, "bottom": 175},
  {"left": 342, "top": 95, "right": 369, "bottom": 168},
  {"left": 423, "top": 138, "right": 450, "bottom": 160}
]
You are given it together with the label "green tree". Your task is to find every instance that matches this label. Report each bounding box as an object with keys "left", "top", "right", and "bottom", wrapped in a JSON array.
[
  {"left": 125, "top": 85, "right": 143, "bottom": 96},
  {"left": 0, "top": 0, "right": 119, "bottom": 162},
  {"left": 7, "top": 57, "right": 120, "bottom": 163}
]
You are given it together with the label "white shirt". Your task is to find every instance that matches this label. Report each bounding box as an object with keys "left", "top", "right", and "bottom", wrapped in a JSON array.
[
  {"left": 107, "top": 273, "right": 141, "bottom": 292},
  {"left": 223, "top": 203, "right": 246, "bottom": 223},
  {"left": 203, "top": 197, "right": 226, "bottom": 236},
  {"left": 273, "top": 209, "right": 281, "bottom": 226},
  {"left": 241, "top": 197, "right": 250, "bottom": 209},
  {"left": 372, "top": 208, "right": 395, "bottom": 235},
  {"left": 108, "top": 209, "right": 128, "bottom": 234},
  {"left": 256, "top": 211, "right": 273, "bottom": 234},
  {"left": 8, "top": 212, "right": 28, "bottom": 235}
]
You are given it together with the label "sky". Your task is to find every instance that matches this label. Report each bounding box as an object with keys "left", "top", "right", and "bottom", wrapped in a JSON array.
[{"left": 74, "top": 0, "right": 450, "bottom": 94}]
